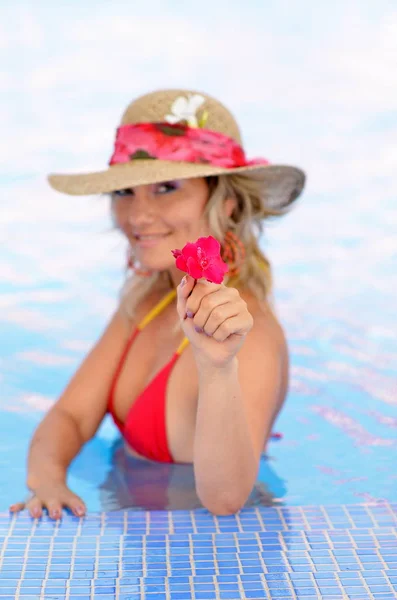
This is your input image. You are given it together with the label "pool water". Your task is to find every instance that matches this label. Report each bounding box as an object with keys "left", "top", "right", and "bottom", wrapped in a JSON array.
[
  {"left": 1, "top": 185, "right": 395, "bottom": 512},
  {"left": 1, "top": 180, "right": 396, "bottom": 599}
]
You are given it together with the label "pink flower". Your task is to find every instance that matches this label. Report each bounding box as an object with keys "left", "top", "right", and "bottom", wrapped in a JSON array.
[{"left": 172, "top": 236, "right": 229, "bottom": 284}]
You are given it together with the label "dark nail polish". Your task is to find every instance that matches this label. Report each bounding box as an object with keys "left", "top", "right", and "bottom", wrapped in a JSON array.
[
  {"left": 194, "top": 326, "right": 203, "bottom": 333},
  {"left": 186, "top": 311, "right": 194, "bottom": 318}
]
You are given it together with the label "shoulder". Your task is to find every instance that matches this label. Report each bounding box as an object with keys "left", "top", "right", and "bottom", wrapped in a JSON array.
[
  {"left": 238, "top": 289, "right": 289, "bottom": 392},
  {"left": 240, "top": 289, "right": 287, "bottom": 352},
  {"left": 118, "top": 281, "right": 174, "bottom": 331}
]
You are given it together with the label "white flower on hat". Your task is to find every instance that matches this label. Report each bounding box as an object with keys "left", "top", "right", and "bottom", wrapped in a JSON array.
[{"left": 165, "top": 94, "right": 207, "bottom": 127}]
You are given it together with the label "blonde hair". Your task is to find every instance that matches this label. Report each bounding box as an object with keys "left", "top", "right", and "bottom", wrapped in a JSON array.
[{"left": 112, "top": 172, "right": 295, "bottom": 322}]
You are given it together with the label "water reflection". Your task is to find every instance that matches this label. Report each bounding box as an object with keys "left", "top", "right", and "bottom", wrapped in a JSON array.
[{"left": 99, "top": 438, "right": 287, "bottom": 511}]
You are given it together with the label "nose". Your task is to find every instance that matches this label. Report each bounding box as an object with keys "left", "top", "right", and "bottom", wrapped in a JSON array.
[{"left": 125, "top": 189, "right": 155, "bottom": 226}]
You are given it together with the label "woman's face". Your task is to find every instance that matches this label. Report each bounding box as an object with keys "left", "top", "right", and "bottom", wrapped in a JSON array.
[{"left": 112, "top": 177, "right": 215, "bottom": 279}]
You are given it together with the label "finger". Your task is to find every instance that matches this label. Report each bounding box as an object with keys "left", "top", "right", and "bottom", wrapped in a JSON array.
[
  {"left": 176, "top": 274, "right": 196, "bottom": 319},
  {"left": 190, "top": 287, "right": 238, "bottom": 327},
  {"left": 211, "top": 315, "right": 250, "bottom": 342},
  {"left": 9, "top": 502, "right": 25, "bottom": 513},
  {"left": 63, "top": 491, "right": 86, "bottom": 517},
  {"left": 45, "top": 499, "right": 63, "bottom": 520},
  {"left": 26, "top": 496, "right": 44, "bottom": 519},
  {"left": 198, "top": 302, "right": 241, "bottom": 336},
  {"left": 185, "top": 281, "right": 226, "bottom": 320}
]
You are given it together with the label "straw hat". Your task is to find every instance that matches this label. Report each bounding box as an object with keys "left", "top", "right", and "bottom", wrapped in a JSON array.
[{"left": 48, "top": 88, "right": 305, "bottom": 209}]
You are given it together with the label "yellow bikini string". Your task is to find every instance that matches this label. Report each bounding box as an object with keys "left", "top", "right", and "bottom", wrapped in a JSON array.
[{"left": 137, "top": 288, "right": 190, "bottom": 355}]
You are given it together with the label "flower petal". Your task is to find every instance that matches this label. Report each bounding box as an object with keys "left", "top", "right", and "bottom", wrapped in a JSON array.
[
  {"left": 164, "top": 114, "right": 180, "bottom": 124},
  {"left": 171, "top": 96, "right": 188, "bottom": 117},
  {"left": 203, "top": 258, "right": 229, "bottom": 283},
  {"left": 196, "top": 235, "right": 221, "bottom": 257},
  {"left": 175, "top": 255, "right": 188, "bottom": 272},
  {"left": 187, "top": 94, "right": 205, "bottom": 114},
  {"left": 181, "top": 242, "right": 200, "bottom": 261},
  {"left": 186, "top": 256, "right": 203, "bottom": 279}
]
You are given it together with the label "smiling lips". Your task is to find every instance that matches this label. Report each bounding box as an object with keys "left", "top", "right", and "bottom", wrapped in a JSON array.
[{"left": 134, "top": 233, "right": 171, "bottom": 247}]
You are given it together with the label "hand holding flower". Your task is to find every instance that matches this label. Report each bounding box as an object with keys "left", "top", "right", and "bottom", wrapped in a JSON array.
[
  {"left": 171, "top": 235, "right": 229, "bottom": 284},
  {"left": 172, "top": 236, "right": 253, "bottom": 368}
]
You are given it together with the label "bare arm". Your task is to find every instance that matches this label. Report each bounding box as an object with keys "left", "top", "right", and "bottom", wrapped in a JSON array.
[
  {"left": 194, "top": 316, "right": 287, "bottom": 515},
  {"left": 11, "top": 306, "right": 132, "bottom": 517},
  {"left": 26, "top": 406, "right": 86, "bottom": 488}
]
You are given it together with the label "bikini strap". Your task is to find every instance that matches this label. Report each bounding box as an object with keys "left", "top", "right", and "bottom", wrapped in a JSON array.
[
  {"left": 139, "top": 289, "right": 190, "bottom": 356},
  {"left": 176, "top": 336, "right": 190, "bottom": 355},
  {"left": 137, "top": 289, "right": 177, "bottom": 330}
]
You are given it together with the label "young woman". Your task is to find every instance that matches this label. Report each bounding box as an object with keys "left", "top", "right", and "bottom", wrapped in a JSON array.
[{"left": 10, "top": 89, "right": 305, "bottom": 519}]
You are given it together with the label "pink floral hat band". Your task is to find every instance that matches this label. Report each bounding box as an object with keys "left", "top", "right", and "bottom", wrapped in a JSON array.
[{"left": 109, "top": 122, "right": 270, "bottom": 170}]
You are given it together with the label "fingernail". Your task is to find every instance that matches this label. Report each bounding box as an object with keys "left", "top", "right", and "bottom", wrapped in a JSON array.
[
  {"left": 51, "top": 510, "right": 60, "bottom": 519},
  {"left": 75, "top": 506, "right": 85, "bottom": 516},
  {"left": 194, "top": 326, "right": 203, "bottom": 333},
  {"left": 186, "top": 311, "right": 194, "bottom": 318},
  {"left": 32, "top": 508, "right": 40, "bottom": 518},
  {"left": 180, "top": 276, "right": 187, "bottom": 287}
]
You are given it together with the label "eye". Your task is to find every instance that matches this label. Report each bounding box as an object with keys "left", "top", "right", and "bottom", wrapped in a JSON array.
[
  {"left": 113, "top": 188, "right": 134, "bottom": 197},
  {"left": 155, "top": 181, "right": 180, "bottom": 194}
]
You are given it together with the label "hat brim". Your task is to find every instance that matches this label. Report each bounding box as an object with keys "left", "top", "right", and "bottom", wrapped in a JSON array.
[{"left": 48, "top": 160, "right": 305, "bottom": 210}]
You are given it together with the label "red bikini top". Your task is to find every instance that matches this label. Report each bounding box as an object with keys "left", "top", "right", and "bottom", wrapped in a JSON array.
[{"left": 107, "top": 289, "right": 189, "bottom": 463}]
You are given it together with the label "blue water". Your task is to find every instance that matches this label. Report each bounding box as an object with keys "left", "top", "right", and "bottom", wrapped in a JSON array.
[{"left": 1, "top": 181, "right": 396, "bottom": 513}]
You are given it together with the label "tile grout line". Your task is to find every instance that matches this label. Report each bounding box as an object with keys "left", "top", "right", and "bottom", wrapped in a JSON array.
[
  {"left": 191, "top": 510, "right": 198, "bottom": 535},
  {"left": 0, "top": 512, "right": 17, "bottom": 570},
  {"left": 91, "top": 521, "right": 101, "bottom": 600},
  {"left": 276, "top": 506, "right": 290, "bottom": 531},
  {"left": 357, "top": 570, "right": 377, "bottom": 600},
  {"left": 382, "top": 568, "right": 397, "bottom": 597},
  {"left": 116, "top": 516, "right": 125, "bottom": 600},
  {"left": 284, "top": 571, "right": 298, "bottom": 600},
  {"left": 255, "top": 531, "right": 268, "bottom": 574},
  {"left": 168, "top": 509, "right": 174, "bottom": 535},
  {"left": 308, "top": 571, "right": 325, "bottom": 600},
  {"left": 254, "top": 506, "right": 267, "bottom": 532},
  {"left": 372, "top": 530, "right": 391, "bottom": 572},
  {"left": 278, "top": 530, "right": 293, "bottom": 575},
  {"left": 65, "top": 517, "right": 80, "bottom": 600},
  {"left": 40, "top": 518, "right": 54, "bottom": 600},
  {"left": 189, "top": 532, "right": 197, "bottom": 578},
  {"left": 342, "top": 505, "right": 357, "bottom": 529},
  {"left": 141, "top": 531, "right": 147, "bottom": 600},
  {"left": 188, "top": 574, "right": 196, "bottom": 600},
  {"left": 299, "top": 506, "right": 312, "bottom": 531},
  {"left": 363, "top": 505, "right": 379, "bottom": 528},
  {"left": 234, "top": 510, "right": 244, "bottom": 534},
  {"left": 323, "top": 529, "right": 341, "bottom": 573},
  {"left": 15, "top": 516, "right": 38, "bottom": 600},
  {"left": 236, "top": 573, "right": 246, "bottom": 599},
  {"left": 213, "top": 533, "right": 220, "bottom": 577},
  {"left": 233, "top": 530, "right": 245, "bottom": 588},
  {"left": 213, "top": 572, "right": 221, "bottom": 600},
  {"left": 301, "top": 530, "right": 317, "bottom": 572},
  {"left": 213, "top": 513, "right": 221, "bottom": 534},
  {"left": 333, "top": 571, "right": 351, "bottom": 600},
  {"left": 260, "top": 572, "right": 273, "bottom": 600},
  {"left": 320, "top": 505, "right": 335, "bottom": 529}
]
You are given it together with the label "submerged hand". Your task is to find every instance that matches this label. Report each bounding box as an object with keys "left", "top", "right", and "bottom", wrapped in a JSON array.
[
  {"left": 9, "top": 481, "right": 86, "bottom": 520},
  {"left": 176, "top": 274, "right": 253, "bottom": 368}
]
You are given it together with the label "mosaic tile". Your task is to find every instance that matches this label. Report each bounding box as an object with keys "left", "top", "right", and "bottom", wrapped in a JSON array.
[{"left": 1, "top": 505, "right": 397, "bottom": 598}]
